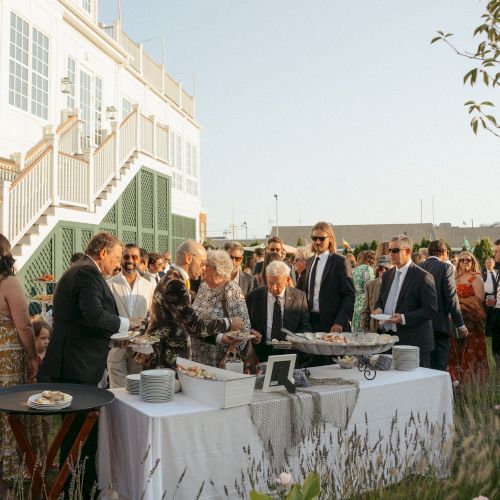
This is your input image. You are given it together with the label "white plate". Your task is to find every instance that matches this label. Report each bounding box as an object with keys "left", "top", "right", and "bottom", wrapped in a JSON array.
[
  {"left": 227, "top": 332, "right": 256, "bottom": 340},
  {"left": 370, "top": 313, "right": 392, "bottom": 321},
  {"left": 110, "top": 331, "right": 140, "bottom": 341}
]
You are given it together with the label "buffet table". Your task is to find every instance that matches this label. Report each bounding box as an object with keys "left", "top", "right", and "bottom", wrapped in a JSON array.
[{"left": 98, "top": 366, "right": 453, "bottom": 500}]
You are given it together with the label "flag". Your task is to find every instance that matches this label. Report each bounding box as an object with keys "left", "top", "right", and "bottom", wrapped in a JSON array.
[
  {"left": 463, "top": 237, "right": 471, "bottom": 251},
  {"left": 342, "top": 239, "right": 352, "bottom": 251}
]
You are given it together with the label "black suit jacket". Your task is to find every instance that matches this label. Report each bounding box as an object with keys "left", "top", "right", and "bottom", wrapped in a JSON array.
[
  {"left": 238, "top": 271, "right": 254, "bottom": 297},
  {"left": 246, "top": 286, "right": 311, "bottom": 361},
  {"left": 304, "top": 253, "right": 355, "bottom": 332},
  {"left": 420, "top": 257, "right": 464, "bottom": 334},
  {"left": 375, "top": 262, "right": 437, "bottom": 352},
  {"left": 42, "top": 256, "right": 121, "bottom": 384}
]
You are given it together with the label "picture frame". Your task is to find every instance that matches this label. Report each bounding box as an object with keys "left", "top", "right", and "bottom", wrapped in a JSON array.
[{"left": 262, "top": 354, "right": 297, "bottom": 393}]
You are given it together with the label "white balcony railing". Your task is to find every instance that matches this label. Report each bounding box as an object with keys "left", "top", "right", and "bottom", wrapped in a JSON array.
[{"left": 0, "top": 105, "right": 174, "bottom": 246}]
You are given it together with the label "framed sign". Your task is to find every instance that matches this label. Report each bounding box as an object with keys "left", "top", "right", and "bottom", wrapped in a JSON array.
[{"left": 263, "top": 354, "right": 297, "bottom": 393}]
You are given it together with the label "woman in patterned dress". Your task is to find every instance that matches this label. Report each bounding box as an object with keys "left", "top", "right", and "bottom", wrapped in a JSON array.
[
  {"left": 0, "top": 235, "right": 43, "bottom": 497},
  {"left": 448, "top": 251, "right": 488, "bottom": 384},
  {"left": 192, "top": 250, "right": 252, "bottom": 366},
  {"left": 351, "top": 250, "right": 375, "bottom": 332}
]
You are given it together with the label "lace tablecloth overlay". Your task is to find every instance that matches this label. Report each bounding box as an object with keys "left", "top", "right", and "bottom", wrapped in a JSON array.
[{"left": 250, "top": 378, "right": 359, "bottom": 466}]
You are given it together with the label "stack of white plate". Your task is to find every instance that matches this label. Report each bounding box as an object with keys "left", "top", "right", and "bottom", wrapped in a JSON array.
[
  {"left": 392, "top": 345, "right": 420, "bottom": 370},
  {"left": 27, "top": 393, "right": 72, "bottom": 410},
  {"left": 125, "top": 374, "right": 141, "bottom": 394},
  {"left": 140, "top": 369, "right": 175, "bottom": 402}
]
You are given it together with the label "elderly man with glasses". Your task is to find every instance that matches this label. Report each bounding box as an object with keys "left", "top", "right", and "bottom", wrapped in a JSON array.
[
  {"left": 170, "top": 240, "right": 208, "bottom": 296},
  {"left": 227, "top": 241, "right": 254, "bottom": 296},
  {"left": 373, "top": 234, "right": 437, "bottom": 367}
]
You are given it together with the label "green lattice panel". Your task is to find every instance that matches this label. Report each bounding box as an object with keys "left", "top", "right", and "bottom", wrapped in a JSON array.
[
  {"left": 122, "top": 177, "right": 137, "bottom": 226},
  {"left": 156, "top": 176, "right": 169, "bottom": 231},
  {"left": 23, "top": 237, "right": 54, "bottom": 299},
  {"left": 142, "top": 233, "right": 154, "bottom": 252},
  {"left": 100, "top": 227, "right": 117, "bottom": 236},
  {"left": 122, "top": 231, "right": 138, "bottom": 245},
  {"left": 61, "top": 228, "right": 75, "bottom": 270},
  {"left": 141, "top": 171, "right": 154, "bottom": 229},
  {"left": 157, "top": 234, "right": 169, "bottom": 253},
  {"left": 102, "top": 204, "right": 117, "bottom": 224},
  {"left": 81, "top": 229, "right": 93, "bottom": 251},
  {"left": 172, "top": 214, "right": 195, "bottom": 240}
]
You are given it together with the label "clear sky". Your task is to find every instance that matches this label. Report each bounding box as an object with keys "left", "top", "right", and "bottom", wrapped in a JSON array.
[{"left": 99, "top": 0, "right": 498, "bottom": 241}]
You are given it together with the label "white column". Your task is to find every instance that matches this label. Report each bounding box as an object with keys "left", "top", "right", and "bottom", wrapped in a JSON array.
[
  {"left": 0, "top": 181, "right": 11, "bottom": 239},
  {"left": 87, "top": 146, "right": 95, "bottom": 211},
  {"left": 12, "top": 152, "right": 25, "bottom": 172},
  {"left": 111, "top": 121, "right": 120, "bottom": 179},
  {"left": 133, "top": 104, "right": 141, "bottom": 151},
  {"left": 45, "top": 132, "right": 59, "bottom": 205}
]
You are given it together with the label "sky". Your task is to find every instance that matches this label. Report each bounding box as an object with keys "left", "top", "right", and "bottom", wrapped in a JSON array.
[{"left": 99, "top": 0, "right": 499, "bottom": 241}]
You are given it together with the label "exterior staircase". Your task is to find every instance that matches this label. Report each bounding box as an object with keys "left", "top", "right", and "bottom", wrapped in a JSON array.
[{"left": 0, "top": 106, "right": 170, "bottom": 270}]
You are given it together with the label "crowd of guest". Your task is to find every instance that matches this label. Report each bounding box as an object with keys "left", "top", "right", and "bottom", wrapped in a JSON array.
[{"left": 0, "top": 225, "right": 499, "bottom": 497}]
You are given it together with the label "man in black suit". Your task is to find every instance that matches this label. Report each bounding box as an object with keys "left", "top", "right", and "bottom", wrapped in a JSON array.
[
  {"left": 227, "top": 241, "right": 254, "bottom": 296},
  {"left": 374, "top": 234, "right": 437, "bottom": 368},
  {"left": 420, "top": 240, "right": 467, "bottom": 370},
  {"left": 491, "top": 239, "right": 500, "bottom": 357},
  {"left": 252, "top": 236, "right": 297, "bottom": 285},
  {"left": 42, "top": 232, "right": 142, "bottom": 497},
  {"left": 246, "top": 260, "right": 311, "bottom": 362},
  {"left": 304, "top": 221, "right": 355, "bottom": 333}
]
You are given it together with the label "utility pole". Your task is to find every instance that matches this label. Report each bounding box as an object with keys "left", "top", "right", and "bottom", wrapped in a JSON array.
[
  {"left": 274, "top": 194, "right": 279, "bottom": 237},
  {"left": 242, "top": 221, "right": 248, "bottom": 240}
]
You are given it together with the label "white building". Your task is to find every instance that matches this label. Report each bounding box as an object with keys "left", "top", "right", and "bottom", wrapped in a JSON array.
[{"left": 0, "top": 0, "right": 201, "bottom": 286}]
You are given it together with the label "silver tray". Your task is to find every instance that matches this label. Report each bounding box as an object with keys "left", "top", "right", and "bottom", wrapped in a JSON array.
[{"left": 286, "top": 332, "right": 398, "bottom": 356}]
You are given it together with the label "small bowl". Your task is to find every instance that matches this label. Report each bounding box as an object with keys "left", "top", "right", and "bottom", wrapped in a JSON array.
[{"left": 336, "top": 357, "right": 356, "bottom": 369}]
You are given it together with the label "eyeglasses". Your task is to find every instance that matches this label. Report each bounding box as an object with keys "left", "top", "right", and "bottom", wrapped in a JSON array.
[
  {"left": 388, "top": 248, "right": 402, "bottom": 254},
  {"left": 311, "top": 236, "right": 327, "bottom": 242},
  {"left": 268, "top": 247, "right": 281, "bottom": 253},
  {"left": 229, "top": 255, "right": 243, "bottom": 262},
  {"left": 459, "top": 258, "right": 472, "bottom": 263}
]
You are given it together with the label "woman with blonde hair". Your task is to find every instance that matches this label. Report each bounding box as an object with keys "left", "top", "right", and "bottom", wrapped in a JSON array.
[
  {"left": 448, "top": 251, "right": 488, "bottom": 384},
  {"left": 375, "top": 241, "right": 390, "bottom": 259}
]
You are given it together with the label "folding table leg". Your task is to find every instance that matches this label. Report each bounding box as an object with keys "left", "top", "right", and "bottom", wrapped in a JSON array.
[
  {"left": 7, "top": 414, "right": 47, "bottom": 498},
  {"left": 45, "top": 413, "right": 76, "bottom": 473},
  {"left": 49, "top": 411, "right": 99, "bottom": 500}
]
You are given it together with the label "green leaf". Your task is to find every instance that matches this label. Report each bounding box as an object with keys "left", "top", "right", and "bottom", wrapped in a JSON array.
[
  {"left": 485, "top": 115, "right": 497, "bottom": 125},
  {"left": 463, "top": 70, "right": 474, "bottom": 84},
  {"left": 300, "top": 472, "right": 321, "bottom": 500},
  {"left": 430, "top": 36, "right": 442, "bottom": 44},
  {"left": 464, "top": 100, "right": 475, "bottom": 106},
  {"left": 285, "top": 485, "right": 303, "bottom": 500},
  {"left": 480, "top": 101, "right": 494, "bottom": 106},
  {"left": 480, "top": 118, "right": 486, "bottom": 129},
  {"left": 471, "top": 68, "right": 478, "bottom": 85},
  {"left": 250, "top": 492, "right": 274, "bottom": 500},
  {"left": 483, "top": 71, "right": 490, "bottom": 85},
  {"left": 472, "top": 119, "right": 479, "bottom": 134}
]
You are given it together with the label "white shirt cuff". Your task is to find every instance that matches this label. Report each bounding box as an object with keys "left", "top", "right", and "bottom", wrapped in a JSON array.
[
  {"left": 400, "top": 314, "right": 406, "bottom": 325},
  {"left": 119, "top": 317, "right": 130, "bottom": 332},
  {"left": 223, "top": 318, "right": 230, "bottom": 331},
  {"left": 216, "top": 333, "right": 224, "bottom": 344}
]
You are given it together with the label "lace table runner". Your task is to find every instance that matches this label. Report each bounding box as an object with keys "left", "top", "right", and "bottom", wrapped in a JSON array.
[{"left": 250, "top": 378, "right": 359, "bottom": 467}]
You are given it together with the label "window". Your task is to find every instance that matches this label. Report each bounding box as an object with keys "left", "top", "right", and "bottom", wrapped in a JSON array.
[
  {"left": 31, "top": 28, "right": 49, "bottom": 119},
  {"left": 169, "top": 130, "right": 183, "bottom": 190},
  {"left": 82, "top": 0, "right": 91, "bottom": 14},
  {"left": 185, "top": 142, "right": 198, "bottom": 196},
  {"left": 9, "top": 13, "right": 49, "bottom": 119},
  {"left": 67, "top": 57, "right": 76, "bottom": 108},
  {"left": 9, "top": 13, "right": 30, "bottom": 111},
  {"left": 122, "top": 98, "right": 132, "bottom": 120},
  {"left": 94, "top": 76, "right": 102, "bottom": 145},
  {"left": 80, "top": 70, "right": 91, "bottom": 149}
]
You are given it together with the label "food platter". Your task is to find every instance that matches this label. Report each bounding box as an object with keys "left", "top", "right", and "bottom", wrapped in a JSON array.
[
  {"left": 110, "top": 331, "right": 140, "bottom": 341},
  {"left": 370, "top": 313, "right": 392, "bottom": 321},
  {"left": 227, "top": 331, "right": 257, "bottom": 341},
  {"left": 285, "top": 332, "right": 398, "bottom": 356}
]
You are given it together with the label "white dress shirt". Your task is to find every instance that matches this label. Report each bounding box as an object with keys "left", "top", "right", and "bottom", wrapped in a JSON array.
[
  {"left": 119, "top": 272, "right": 139, "bottom": 315},
  {"left": 392, "top": 259, "right": 412, "bottom": 326},
  {"left": 266, "top": 289, "right": 286, "bottom": 340},
  {"left": 484, "top": 270, "right": 497, "bottom": 295},
  {"left": 88, "top": 256, "right": 129, "bottom": 332},
  {"left": 309, "top": 250, "right": 330, "bottom": 313}
]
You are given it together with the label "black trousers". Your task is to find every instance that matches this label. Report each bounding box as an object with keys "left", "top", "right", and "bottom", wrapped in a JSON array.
[
  {"left": 52, "top": 378, "right": 99, "bottom": 499},
  {"left": 492, "top": 308, "right": 500, "bottom": 358},
  {"left": 430, "top": 331, "right": 450, "bottom": 371},
  {"left": 419, "top": 350, "right": 431, "bottom": 368},
  {"left": 485, "top": 305, "right": 495, "bottom": 337}
]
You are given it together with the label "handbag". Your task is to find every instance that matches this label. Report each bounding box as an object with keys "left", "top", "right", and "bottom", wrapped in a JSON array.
[{"left": 218, "top": 283, "right": 260, "bottom": 374}]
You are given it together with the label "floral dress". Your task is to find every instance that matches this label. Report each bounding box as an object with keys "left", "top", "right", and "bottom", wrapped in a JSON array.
[
  {"left": 448, "top": 273, "right": 488, "bottom": 384},
  {"left": 351, "top": 264, "right": 374, "bottom": 332},
  {"left": 191, "top": 281, "right": 251, "bottom": 366}
]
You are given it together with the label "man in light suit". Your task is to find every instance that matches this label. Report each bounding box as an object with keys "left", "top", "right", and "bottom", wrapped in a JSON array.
[
  {"left": 374, "top": 234, "right": 437, "bottom": 368},
  {"left": 420, "top": 240, "right": 467, "bottom": 371},
  {"left": 227, "top": 241, "right": 254, "bottom": 296},
  {"left": 304, "top": 221, "right": 355, "bottom": 333},
  {"left": 107, "top": 243, "right": 155, "bottom": 387},
  {"left": 42, "top": 232, "right": 143, "bottom": 498},
  {"left": 246, "top": 260, "right": 311, "bottom": 362}
]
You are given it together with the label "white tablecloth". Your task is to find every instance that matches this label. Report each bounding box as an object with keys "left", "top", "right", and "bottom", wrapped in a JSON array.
[{"left": 98, "top": 366, "right": 453, "bottom": 500}]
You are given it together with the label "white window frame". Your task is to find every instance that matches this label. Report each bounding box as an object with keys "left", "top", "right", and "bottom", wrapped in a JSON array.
[
  {"left": 66, "top": 56, "right": 76, "bottom": 109},
  {"left": 122, "top": 97, "right": 133, "bottom": 121},
  {"left": 94, "top": 76, "right": 103, "bottom": 145}
]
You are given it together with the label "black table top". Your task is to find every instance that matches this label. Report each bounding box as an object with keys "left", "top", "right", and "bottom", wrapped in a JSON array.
[{"left": 0, "top": 383, "right": 115, "bottom": 415}]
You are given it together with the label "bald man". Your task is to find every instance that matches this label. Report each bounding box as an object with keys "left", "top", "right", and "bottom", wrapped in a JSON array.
[{"left": 170, "top": 240, "right": 207, "bottom": 295}]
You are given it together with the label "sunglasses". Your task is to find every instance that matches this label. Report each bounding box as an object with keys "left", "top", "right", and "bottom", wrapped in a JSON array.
[
  {"left": 311, "top": 236, "right": 327, "bottom": 242},
  {"left": 230, "top": 255, "right": 243, "bottom": 262},
  {"left": 388, "top": 248, "right": 402, "bottom": 254},
  {"left": 459, "top": 258, "right": 472, "bottom": 263}
]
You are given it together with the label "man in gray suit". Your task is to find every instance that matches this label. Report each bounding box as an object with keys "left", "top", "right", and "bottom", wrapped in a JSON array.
[
  {"left": 420, "top": 240, "right": 467, "bottom": 371},
  {"left": 227, "top": 241, "right": 254, "bottom": 296},
  {"left": 374, "top": 234, "right": 437, "bottom": 367},
  {"left": 246, "top": 260, "right": 311, "bottom": 362}
]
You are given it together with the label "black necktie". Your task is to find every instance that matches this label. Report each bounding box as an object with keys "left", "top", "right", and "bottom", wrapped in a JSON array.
[
  {"left": 308, "top": 257, "right": 319, "bottom": 310},
  {"left": 271, "top": 296, "right": 284, "bottom": 340}
]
